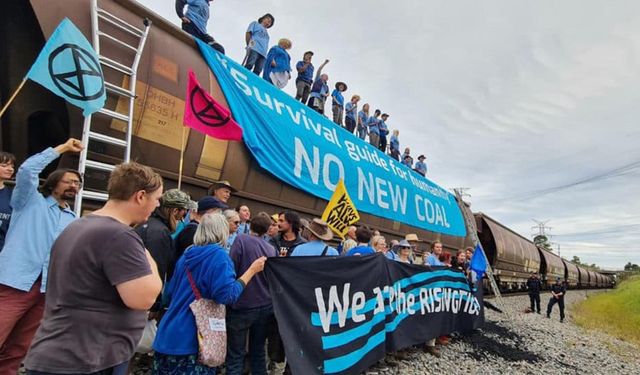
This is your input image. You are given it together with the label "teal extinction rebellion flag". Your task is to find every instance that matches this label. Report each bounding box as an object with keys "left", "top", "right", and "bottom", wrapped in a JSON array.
[
  {"left": 265, "top": 254, "right": 484, "bottom": 374},
  {"left": 195, "top": 39, "right": 467, "bottom": 237},
  {"left": 26, "top": 18, "right": 106, "bottom": 116}
]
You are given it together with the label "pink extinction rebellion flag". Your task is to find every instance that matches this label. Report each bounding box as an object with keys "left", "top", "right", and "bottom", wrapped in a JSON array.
[{"left": 183, "top": 69, "right": 243, "bottom": 141}]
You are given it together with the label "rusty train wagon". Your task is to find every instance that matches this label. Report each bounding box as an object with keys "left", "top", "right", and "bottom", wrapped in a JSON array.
[
  {"left": 562, "top": 259, "right": 579, "bottom": 289},
  {"left": 474, "top": 213, "right": 540, "bottom": 291},
  {"left": 0, "top": 0, "right": 474, "bottom": 251},
  {"left": 537, "top": 247, "right": 566, "bottom": 289}
]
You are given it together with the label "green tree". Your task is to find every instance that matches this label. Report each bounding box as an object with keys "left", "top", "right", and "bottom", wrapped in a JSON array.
[
  {"left": 534, "top": 235, "right": 553, "bottom": 252},
  {"left": 624, "top": 262, "right": 639, "bottom": 272}
]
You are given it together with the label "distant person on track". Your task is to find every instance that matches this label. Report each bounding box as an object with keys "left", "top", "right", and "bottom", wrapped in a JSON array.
[
  {"left": 527, "top": 271, "right": 542, "bottom": 314},
  {"left": 176, "top": 0, "right": 225, "bottom": 54},
  {"left": 244, "top": 13, "right": 275, "bottom": 75},
  {"left": 547, "top": 277, "right": 566, "bottom": 322}
]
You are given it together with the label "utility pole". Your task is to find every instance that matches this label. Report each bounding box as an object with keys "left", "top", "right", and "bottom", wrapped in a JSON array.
[{"left": 531, "top": 219, "right": 552, "bottom": 238}]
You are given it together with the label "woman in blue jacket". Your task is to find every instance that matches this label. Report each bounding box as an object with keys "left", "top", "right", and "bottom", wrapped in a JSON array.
[
  {"left": 152, "top": 213, "right": 266, "bottom": 374},
  {"left": 263, "top": 38, "right": 292, "bottom": 89}
]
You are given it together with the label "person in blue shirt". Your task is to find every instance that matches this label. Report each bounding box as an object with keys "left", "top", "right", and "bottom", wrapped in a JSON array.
[
  {"left": 371, "top": 235, "right": 398, "bottom": 261},
  {"left": 307, "top": 59, "right": 330, "bottom": 114},
  {"left": 295, "top": 51, "right": 315, "bottom": 103},
  {"left": 244, "top": 14, "right": 275, "bottom": 75},
  {"left": 345, "top": 227, "right": 376, "bottom": 256},
  {"left": 290, "top": 218, "right": 339, "bottom": 256},
  {"left": 424, "top": 241, "right": 445, "bottom": 266},
  {"left": 378, "top": 113, "right": 390, "bottom": 152},
  {"left": 153, "top": 213, "right": 267, "bottom": 374},
  {"left": 175, "top": 0, "right": 224, "bottom": 54},
  {"left": 344, "top": 95, "right": 360, "bottom": 134},
  {"left": 356, "top": 103, "right": 370, "bottom": 140},
  {"left": 389, "top": 129, "right": 400, "bottom": 161},
  {"left": 414, "top": 154, "right": 428, "bottom": 176},
  {"left": 401, "top": 148, "right": 413, "bottom": 168},
  {"left": 367, "top": 109, "right": 382, "bottom": 148},
  {"left": 331, "top": 82, "right": 347, "bottom": 126},
  {"left": 0, "top": 138, "right": 83, "bottom": 374},
  {"left": 0, "top": 152, "right": 16, "bottom": 252},
  {"left": 263, "top": 38, "right": 292, "bottom": 89}
]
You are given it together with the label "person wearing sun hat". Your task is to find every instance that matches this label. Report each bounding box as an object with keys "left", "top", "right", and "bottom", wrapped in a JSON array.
[
  {"left": 414, "top": 155, "right": 427, "bottom": 176},
  {"left": 290, "top": 218, "right": 339, "bottom": 256},
  {"left": 331, "top": 81, "right": 348, "bottom": 126},
  {"left": 207, "top": 180, "right": 237, "bottom": 203}
]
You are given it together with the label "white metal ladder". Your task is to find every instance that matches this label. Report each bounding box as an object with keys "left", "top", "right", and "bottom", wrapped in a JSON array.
[{"left": 74, "top": 0, "right": 151, "bottom": 215}]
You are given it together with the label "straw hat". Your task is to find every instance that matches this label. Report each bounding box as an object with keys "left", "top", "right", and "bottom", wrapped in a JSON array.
[
  {"left": 304, "top": 218, "right": 333, "bottom": 241},
  {"left": 405, "top": 233, "right": 422, "bottom": 242}
]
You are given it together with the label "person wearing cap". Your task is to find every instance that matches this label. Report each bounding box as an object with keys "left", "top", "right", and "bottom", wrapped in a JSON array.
[
  {"left": 290, "top": 219, "right": 338, "bottom": 256},
  {"left": 295, "top": 51, "right": 316, "bottom": 103},
  {"left": 526, "top": 271, "right": 542, "bottom": 314},
  {"left": 344, "top": 227, "right": 376, "bottom": 256},
  {"left": 263, "top": 38, "right": 293, "bottom": 89},
  {"left": 174, "top": 196, "right": 229, "bottom": 262},
  {"left": 414, "top": 155, "right": 428, "bottom": 176},
  {"left": 244, "top": 13, "right": 275, "bottom": 75},
  {"left": 135, "top": 189, "right": 196, "bottom": 286},
  {"left": 207, "top": 180, "right": 237, "bottom": 203},
  {"left": 378, "top": 114, "right": 390, "bottom": 152},
  {"left": 395, "top": 240, "right": 413, "bottom": 264},
  {"left": 546, "top": 277, "right": 566, "bottom": 322},
  {"left": 265, "top": 213, "right": 279, "bottom": 239},
  {"left": 308, "top": 59, "right": 331, "bottom": 114},
  {"left": 331, "top": 82, "right": 348, "bottom": 126},
  {"left": 367, "top": 109, "right": 382, "bottom": 148},
  {"left": 344, "top": 95, "right": 360, "bottom": 134}
]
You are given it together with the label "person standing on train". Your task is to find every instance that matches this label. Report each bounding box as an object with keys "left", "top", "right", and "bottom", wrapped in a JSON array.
[
  {"left": 175, "top": 0, "right": 225, "bottom": 54},
  {"left": 527, "top": 271, "right": 542, "bottom": 314},
  {"left": 244, "top": 13, "right": 275, "bottom": 75},
  {"left": 546, "top": 277, "right": 566, "bottom": 322}
]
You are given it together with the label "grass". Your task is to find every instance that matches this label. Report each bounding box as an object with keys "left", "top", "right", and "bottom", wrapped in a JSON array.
[{"left": 572, "top": 275, "right": 640, "bottom": 346}]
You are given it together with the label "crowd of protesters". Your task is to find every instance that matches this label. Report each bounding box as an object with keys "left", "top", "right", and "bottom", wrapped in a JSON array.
[
  {"left": 175, "top": 1, "right": 430, "bottom": 177},
  {"left": 0, "top": 137, "right": 476, "bottom": 374}
]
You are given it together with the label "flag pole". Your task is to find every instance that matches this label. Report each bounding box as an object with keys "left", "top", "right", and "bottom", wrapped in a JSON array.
[
  {"left": 0, "top": 78, "right": 27, "bottom": 118},
  {"left": 177, "top": 127, "right": 187, "bottom": 190}
]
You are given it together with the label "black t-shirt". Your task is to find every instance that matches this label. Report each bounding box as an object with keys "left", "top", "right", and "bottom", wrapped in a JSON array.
[
  {"left": 175, "top": 220, "right": 199, "bottom": 261},
  {"left": 25, "top": 215, "right": 152, "bottom": 373}
]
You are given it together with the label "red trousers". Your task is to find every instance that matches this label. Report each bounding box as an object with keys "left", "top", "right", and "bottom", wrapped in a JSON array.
[{"left": 0, "top": 280, "right": 45, "bottom": 375}]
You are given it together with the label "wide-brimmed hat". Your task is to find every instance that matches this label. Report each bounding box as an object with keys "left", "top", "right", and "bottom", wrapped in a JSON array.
[
  {"left": 197, "top": 196, "right": 228, "bottom": 212},
  {"left": 335, "top": 82, "right": 347, "bottom": 91},
  {"left": 405, "top": 233, "right": 422, "bottom": 242},
  {"left": 418, "top": 155, "right": 426, "bottom": 160},
  {"left": 161, "top": 189, "right": 197, "bottom": 210},
  {"left": 304, "top": 218, "right": 333, "bottom": 241},
  {"left": 207, "top": 180, "right": 238, "bottom": 195}
]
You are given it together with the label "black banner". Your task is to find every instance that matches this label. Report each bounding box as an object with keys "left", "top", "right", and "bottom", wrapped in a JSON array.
[{"left": 265, "top": 254, "right": 484, "bottom": 374}]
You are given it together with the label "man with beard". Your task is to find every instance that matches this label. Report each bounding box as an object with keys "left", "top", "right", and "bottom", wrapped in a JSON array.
[
  {"left": 268, "top": 211, "right": 306, "bottom": 257},
  {"left": 0, "top": 138, "right": 83, "bottom": 373}
]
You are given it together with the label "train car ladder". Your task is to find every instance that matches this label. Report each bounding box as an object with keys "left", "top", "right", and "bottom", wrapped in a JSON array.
[
  {"left": 74, "top": 0, "right": 151, "bottom": 215},
  {"left": 454, "top": 189, "right": 508, "bottom": 313}
]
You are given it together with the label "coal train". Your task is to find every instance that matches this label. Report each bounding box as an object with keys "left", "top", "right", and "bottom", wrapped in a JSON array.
[
  {"left": 0, "top": 1, "right": 615, "bottom": 292},
  {"left": 475, "top": 213, "right": 614, "bottom": 291}
]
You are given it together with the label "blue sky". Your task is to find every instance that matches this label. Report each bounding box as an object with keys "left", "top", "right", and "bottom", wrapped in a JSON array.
[{"left": 139, "top": 0, "right": 640, "bottom": 269}]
